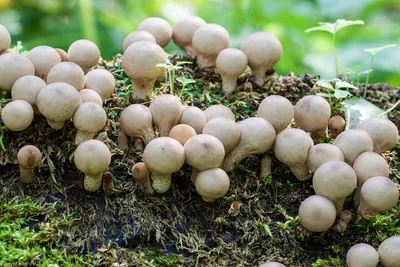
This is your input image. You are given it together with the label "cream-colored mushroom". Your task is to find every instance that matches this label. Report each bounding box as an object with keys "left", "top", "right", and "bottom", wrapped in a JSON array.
[
  {"left": 79, "top": 89, "right": 103, "bottom": 106},
  {"left": 0, "top": 24, "right": 11, "bottom": 54},
  {"left": 179, "top": 106, "right": 207, "bottom": 134},
  {"left": 137, "top": 17, "right": 172, "bottom": 48},
  {"left": 346, "top": 243, "right": 379, "bottom": 267},
  {"left": 47, "top": 62, "right": 86, "bottom": 91},
  {"left": 378, "top": 236, "right": 400, "bottom": 267},
  {"left": 172, "top": 16, "right": 206, "bottom": 57},
  {"left": 84, "top": 69, "right": 116, "bottom": 101},
  {"left": 1, "top": 100, "right": 34, "bottom": 131},
  {"left": 333, "top": 129, "right": 373, "bottom": 165},
  {"left": 67, "top": 39, "right": 100, "bottom": 73},
  {"left": 202, "top": 117, "right": 241, "bottom": 153},
  {"left": 195, "top": 168, "right": 230, "bottom": 202},
  {"left": 204, "top": 104, "right": 235, "bottom": 122},
  {"left": 149, "top": 94, "right": 183, "bottom": 136},
  {"left": 298, "top": 195, "right": 336, "bottom": 232},
  {"left": 11, "top": 75, "right": 46, "bottom": 112},
  {"left": 132, "top": 162, "right": 153, "bottom": 194},
  {"left": 257, "top": 95, "right": 293, "bottom": 134},
  {"left": 0, "top": 52, "right": 35, "bottom": 91},
  {"left": 306, "top": 144, "right": 344, "bottom": 173},
  {"left": 55, "top": 48, "right": 68, "bottom": 62},
  {"left": 17, "top": 145, "right": 42, "bottom": 184},
  {"left": 169, "top": 124, "right": 196, "bottom": 145},
  {"left": 123, "top": 31, "right": 156, "bottom": 51},
  {"left": 259, "top": 262, "right": 286, "bottom": 267},
  {"left": 26, "top": 45, "right": 61, "bottom": 81},
  {"left": 73, "top": 102, "right": 107, "bottom": 145}
]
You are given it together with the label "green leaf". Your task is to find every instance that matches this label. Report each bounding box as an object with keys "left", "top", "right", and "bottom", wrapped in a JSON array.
[
  {"left": 334, "top": 19, "right": 364, "bottom": 33},
  {"left": 364, "top": 44, "right": 397, "bottom": 56},
  {"left": 341, "top": 97, "right": 387, "bottom": 129},
  {"left": 335, "top": 81, "right": 359, "bottom": 90},
  {"left": 175, "top": 61, "right": 193, "bottom": 66},
  {"left": 155, "top": 63, "right": 171, "bottom": 69},
  {"left": 333, "top": 89, "right": 350, "bottom": 99},
  {"left": 305, "top": 23, "right": 335, "bottom": 33},
  {"left": 176, "top": 77, "right": 196, "bottom": 85},
  {"left": 316, "top": 80, "right": 334, "bottom": 91}
]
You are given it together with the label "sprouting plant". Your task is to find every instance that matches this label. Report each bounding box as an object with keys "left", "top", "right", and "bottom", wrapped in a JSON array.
[
  {"left": 9, "top": 41, "right": 24, "bottom": 54},
  {"left": 156, "top": 59, "right": 192, "bottom": 94},
  {"left": 305, "top": 19, "right": 364, "bottom": 78},
  {"left": 316, "top": 78, "right": 358, "bottom": 111},
  {"left": 177, "top": 77, "right": 196, "bottom": 97}
]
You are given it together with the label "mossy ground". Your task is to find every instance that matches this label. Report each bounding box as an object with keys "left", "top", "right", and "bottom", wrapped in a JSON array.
[{"left": 0, "top": 55, "right": 399, "bottom": 266}]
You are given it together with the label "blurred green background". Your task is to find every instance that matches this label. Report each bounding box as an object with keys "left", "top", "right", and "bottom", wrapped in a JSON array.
[{"left": 1, "top": 0, "right": 399, "bottom": 85}]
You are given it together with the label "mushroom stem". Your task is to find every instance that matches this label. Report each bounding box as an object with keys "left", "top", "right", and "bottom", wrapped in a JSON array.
[
  {"left": 143, "top": 131, "right": 156, "bottom": 145},
  {"left": 221, "top": 149, "right": 244, "bottom": 172},
  {"left": 260, "top": 154, "right": 272, "bottom": 178},
  {"left": 288, "top": 163, "right": 312, "bottom": 181},
  {"left": 46, "top": 119, "right": 65, "bottom": 130},
  {"left": 133, "top": 138, "right": 144, "bottom": 150},
  {"left": 353, "top": 187, "right": 362, "bottom": 208},
  {"left": 158, "top": 127, "right": 171, "bottom": 137},
  {"left": 333, "top": 210, "right": 352, "bottom": 233},
  {"left": 130, "top": 78, "right": 155, "bottom": 100},
  {"left": 139, "top": 178, "right": 154, "bottom": 195},
  {"left": 310, "top": 127, "right": 328, "bottom": 140},
  {"left": 19, "top": 167, "right": 35, "bottom": 184},
  {"left": 118, "top": 131, "right": 128, "bottom": 150},
  {"left": 333, "top": 198, "right": 346, "bottom": 215},
  {"left": 358, "top": 199, "right": 379, "bottom": 219},
  {"left": 252, "top": 68, "right": 266, "bottom": 86},
  {"left": 197, "top": 54, "right": 216, "bottom": 69},
  {"left": 84, "top": 173, "right": 103, "bottom": 192},
  {"left": 151, "top": 173, "right": 172, "bottom": 193},
  {"left": 221, "top": 75, "right": 238, "bottom": 95},
  {"left": 191, "top": 168, "right": 199, "bottom": 183},
  {"left": 184, "top": 45, "right": 196, "bottom": 57},
  {"left": 75, "top": 130, "right": 95, "bottom": 145}
]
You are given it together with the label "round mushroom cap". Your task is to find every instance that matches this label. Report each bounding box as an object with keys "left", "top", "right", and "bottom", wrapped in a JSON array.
[
  {"left": 169, "top": 124, "right": 196, "bottom": 145},
  {"left": 79, "top": 89, "right": 103, "bottom": 106},
  {"left": 74, "top": 139, "right": 111, "bottom": 174},
  {"left": 346, "top": 243, "right": 379, "bottom": 267},
  {"left": 202, "top": 117, "right": 241, "bottom": 153},
  {"left": 132, "top": 162, "right": 150, "bottom": 182},
  {"left": 257, "top": 95, "right": 293, "bottom": 133},
  {"left": 119, "top": 104, "right": 153, "bottom": 136},
  {"left": 352, "top": 152, "right": 390, "bottom": 186},
  {"left": 294, "top": 95, "right": 331, "bottom": 133},
  {"left": 0, "top": 24, "right": 11, "bottom": 53},
  {"left": 143, "top": 137, "right": 185, "bottom": 174},
  {"left": 357, "top": 117, "right": 398, "bottom": 154},
  {"left": 149, "top": 94, "right": 183, "bottom": 136},
  {"left": 1, "top": 100, "right": 34, "bottom": 131},
  {"left": 17, "top": 145, "right": 42, "bottom": 169},
  {"left": 73, "top": 102, "right": 107, "bottom": 133},
  {"left": 67, "top": 39, "right": 100, "bottom": 72},
  {"left": 26, "top": 45, "right": 61, "bottom": 79},
  {"left": 329, "top": 115, "right": 345, "bottom": 138},
  {"left": 333, "top": 129, "right": 373, "bottom": 165},
  {"left": 123, "top": 31, "right": 156, "bottom": 51},
  {"left": 84, "top": 69, "right": 116, "bottom": 101},
  {"left": 184, "top": 134, "right": 225, "bottom": 171},
  {"left": 11, "top": 75, "right": 46, "bottom": 105},
  {"left": 179, "top": 106, "right": 207, "bottom": 134},
  {"left": 259, "top": 263, "right": 286, "bottom": 267},
  {"left": 360, "top": 176, "right": 399, "bottom": 213},
  {"left": 298, "top": 195, "right": 336, "bottom": 232},
  {"left": 137, "top": 17, "right": 172, "bottom": 48},
  {"left": 204, "top": 104, "right": 235, "bottom": 122},
  {"left": 216, "top": 48, "right": 248, "bottom": 78},
  {"left": 172, "top": 16, "right": 206, "bottom": 52},
  {"left": 47, "top": 62, "right": 86, "bottom": 91},
  {"left": 0, "top": 52, "right": 35, "bottom": 91},
  {"left": 195, "top": 168, "right": 230, "bottom": 202},
  {"left": 55, "top": 48, "right": 68, "bottom": 62},
  {"left": 306, "top": 144, "right": 344, "bottom": 173},
  {"left": 378, "top": 236, "right": 400, "bottom": 267}
]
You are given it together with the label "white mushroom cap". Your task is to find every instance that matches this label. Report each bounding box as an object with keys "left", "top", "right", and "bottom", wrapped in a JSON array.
[
  {"left": 299, "top": 195, "right": 336, "bottom": 232},
  {"left": 202, "top": 117, "right": 241, "bottom": 153},
  {"left": 333, "top": 129, "right": 373, "bottom": 165},
  {"left": 149, "top": 94, "right": 183, "bottom": 136},
  {"left": 123, "top": 31, "right": 156, "bottom": 51},
  {"left": 73, "top": 102, "right": 107, "bottom": 145},
  {"left": 259, "top": 262, "right": 286, "bottom": 267},
  {"left": 11, "top": 75, "right": 46, "bottom": 106},
  {"left": 346, "top": 243, "right": 379, "bottom": 267},
  {"left": 0, "top": 24, "right": 11, "bottom": 54},
  {"left": 353, "top": 152, "right": 390, "bottom": 186},
  {"left": 47, "top": 62, "right": 86, "bottom": 91},
  {"left": 169, "top": 124, "right": 196, "bottom": 145},
  {"left": 0, "top": 52, "right": 35, "bottom": 91},
  {"left": 204, "top": 104, "right": 235, "bottom": 122},
  {"left": 329, "top": 115, "right": 345, "bottom": 138},
  {"left": 179, "top": 106, "right": 207, "bottom": 134},
  {"left": 26, "top": 45, "right": 61, "bottom": 80},
  {"left": 137, "top": 17, "right": 172, "bottom": 48},
  {"left": 79, "top": 89, "right": 103, "bottom": 106},
  {"left": 67, "top": 39, "right": 100, "bottom": 73},
  {"left": 84, "top": 69, "right": 116, "bottom": 101},
  {"left": 257, "top": 95, "right": 293, "bottom": 133},
  {"left": 378, "top": 236, "right": 400, "bottom": 267},
  {"left": 195, "top": 168, "right": 230, "bottom": 202},
  {"left": 306, "top": 144, "right": 344, "bottom": 173},
  {"left": 55, "top": 48, "right": 68, "bottom": 62},
  {"left": 172, "top": 16, "right": 206, "bottom": 57},
  {"left": 1, "top": 100, "right": 34, "bottom": 131}
]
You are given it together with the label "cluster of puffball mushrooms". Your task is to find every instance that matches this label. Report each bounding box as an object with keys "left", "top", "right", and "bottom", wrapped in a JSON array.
[{"left": 1, "top": 16, "right": 399, "bottom": 266}]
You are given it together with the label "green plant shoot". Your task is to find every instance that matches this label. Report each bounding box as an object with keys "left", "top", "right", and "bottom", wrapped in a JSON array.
[
  {"left": 177, "top": 77, "right": 196, "bottom": 97},
  {"left": 156, "top": 59, "right": 192, "bottom": 94}
]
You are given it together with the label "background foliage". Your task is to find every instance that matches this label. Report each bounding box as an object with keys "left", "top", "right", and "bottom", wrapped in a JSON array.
[{"left": 0, "top": 0, "right": 399, "bottom": 85}]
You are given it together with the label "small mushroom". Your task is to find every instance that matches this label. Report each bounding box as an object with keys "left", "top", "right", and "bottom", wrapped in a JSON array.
[
  {"left": 79, "top": 89, "right": 103, "bottom": 106},
  {"left": 17, "top": 145, "right": 42, "bottom": 184},
  {"left": 257, "top": 95, "right": 293, "bottom": 134},
  {"left": 358, "top": 176, "right": 399, "bottom": 219},
  {"left": 55, "top": 48, "right": 68, "bottom": 62},
  {"left": 333, "top": 129, "right": 373, "bottom": 165},
  {"left": 0, "top": 24, "right": 11, "bottom": 54},
  {"left": 378, "top": 236, "right": 400, "bottom": 267},
  {"left": 102, "top": 171, "right": 119, "bottom": 196},
  {"left": 169, "top": 124, "right": 196, "bottom": 145},
  {"left": 26, "top": 45, "right": 61, "bottom": 81},
  {"left": 222, "top": 117, "right": 276, "bottom": 172},
  {"left": 192, "top": 24, "right": 230, "bottom": 68},
  {"left": 47, "top": 62, "right": 86, "bottom": 91},
  {"left": 67, "top": 39, "right": 100, "bottom": 73},
  {"left": 122, "top": 41, "right": 167, "bottom": 100},
  {"left": 357, "top": 117, "right": 398, "bottom": 154},
  {"left": 195, "top": 168, "right": 230, "bottom": 202},
  {"left": 142, "top": 137, "right": 185, "bottom": 193},
  {"left": 216, "top": 48, "right": 248, "bottom": 95},
  {"left": 73, "top": 102, "right": 107, "bottom": 145},
  {"left": 149, "top": 94, "right": 183, "bottom": 136},
  {"left": 172, "top": 16, "right": 206, "bottom": 57},
  {"left": 259, "top": 263, "right": 286, "bottom": 267},
  {"left": 132, "top": 162, "right": 153, "bottom": 194},
  {"left": 202, "top": 117, "right": 241, "bottom": 153},
  {"left": 137, "top": 17, "right": 172, "bottom": 48},
  {"left": 1, "top": 100, "right": 34, "bottom": 131},
  {"left": 306, "top": 144, "right": 344, "bottom": 173},
  {"left": 333, "top": 209, "right": 352, "bottom": 233},
  {"left": 274, "top": 128, "right": 313, "bottom": 180},
  {"left": 123, "top": 31, "right": 156, "bottom": 51},
  {"left": 204, "top": 104, "right": 235, "bottom": 122},
  {"left": 84, "top": 69, "right": 116, "bottom": 101},
  {"left": 329, "top": 115, "right": 345, "bottom": 138},
  {"left": 11, "top": 75, "right": 46, "bottom": 112},
  {"left": 346, "top": 243, "right": 379, "bottom": 267},
  {"left": 298, "top": 195, "right": 336, "bottom": 232},
  {"left": 294, "top": 95, "right": 331, "bottom": 140},
  {"left": 0, "top": 52, "right": 35, "bottom": 91},
  {"left": 241, "top": 32, "right": 282, "bottom": 86},
  {"left": 179, "top": 106, "right": 207, "bottom": 134},
  {"left": 74, "top": 140, "right": 112, "bottom": 192}
]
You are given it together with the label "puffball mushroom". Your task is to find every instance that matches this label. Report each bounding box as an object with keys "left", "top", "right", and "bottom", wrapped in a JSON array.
[
  {"left": 378, "top": 236, "right": 400, "bottom": 267},
  {"left": 169, "top": 124, "right": 196, "bottom": 145},
  {"left": 306, "top": 144, "right": 344, "bottom": 173},
  {"left": 26, "top": 45, "right": 61, "bottom": 81},
  {"left": 55, "top": 48, "right": 68, "bottom": 62},
  {"left": 195, "top": 168, "right": 230, "bottom": 202},
  {"left": 172, "top": 16, "right": 206, "bottom": 57},
  {"left": 67, "top": 39, "right": 100, "bottom": 73},
  {"left": 123, "top": 31, "right": 156, "bottom": 51},
  {"left": 329, "top": 115, "right": 345, "bottom": 138},
  {"left": 11, "top": 75, "right": 46, "bottom": 110},
  {"left": 149, "top": 94, "right": 183, "bottom": 136},
  {"left": 192, "top": 23, "right": 230, "bottom": 68},
  {"left": 79, "top": 89, "right": 103, "bottom": 106},
  {"left": 122, "top": 41, "right": 167, "bottom": 100},
  {"left": 73, "top": 102, "right": 107, "bottom": 145},
  {"left": 241, "top": 32, "right": 282, "bottom": 86},
  {"left": 0, "top": 24, "right": 11, "bottom": 54},
  {"left": 358, "top": 176, "right": 399, "bottom": 219},
  {"left": 298, "top": 195, "right": 336, "bottom": 232},
  {"left": 17, "top": 145, "right": 42, "bottom": 184},
  {"left": 204, "top": 104, "right": 235, "bottom": 122},
  {"left": 216, "top": 48, "right": 248, "bottom": 95},
  {"left": 74, "top": 140, "right": 111, "bottom": 192},
  {"left": 346, "top": 243, "right": 379, "bottom": 267},
  {"left": 357, "top": 117, "right": 398, "bottom": 154},
  {"left": 179, "top": 106, "right": 207, "bottom": 134},
  {"left": 202, "top": 117, "right": 241, "bottom": 153},
  {"left": 274, "top": 128, "right": 313, "bottom": 180},
  {"left": 47, "top": 62, "right": 86, "bottom": 91},
  {"left": 259, "top": 262, "right": 286, "bottom": 267},
  {"left": 142, "top": 137, "right": 185, "bottom": 193},
  {"left": 333, "top": 129, "right": 373, "bottom": 165},
  {"left": 257, "top": 95, "right": 294, "bottom": 134},
  {"left": 222, "top": 117, "right": 276, "bottom": 172},
  {"left": 84, "top": 69, "right": 116, "bottom": 101},
  {"left": 1, "top": 100, "right": 34, "bottom": 131},
  {"left": 294, "top": 95, "right": 331, "bottom": 140},
  {"left": 132, "top": 162, "right": 153, "bottom": 194},
  {"left": 0, "top": 52, "right": 35, "bottom": 91},
  {"left": 137, "top": 17, "right": 172, "bottom": 48},
  {"left": 36, "top": 82, "right": 81, "bottom": 129}
]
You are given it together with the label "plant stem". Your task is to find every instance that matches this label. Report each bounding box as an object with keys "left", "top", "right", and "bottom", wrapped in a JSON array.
[
  {"left": 377, "top": 99, "right": 400, "bottom": 117},
  {"left": 169, "top": 70, "right": 174, "bottom": 94},
  {"left": 333, "top": 33, "right": 339, "bottom": 78},
  {"left": 78, "top": 0, "right": 98, "bottom": 44},
  {"left": 363, "top": 54, "right": 375, "bottom": 98},
  {"left": 179, "top": 84, "right": 187, "bottom": 98}
]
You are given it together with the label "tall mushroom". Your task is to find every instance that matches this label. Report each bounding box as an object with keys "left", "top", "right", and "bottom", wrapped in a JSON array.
[
  {"left": 257, "top": 95, "right": 293, "bottom": 134},
  {"left": 346, "top": 243, "right": 379, "bottom": 267},
  {"left": 149, "top": 94, "right": 183, "bottom": 136},
  {"left": 202, "top": 117, "right": 241, "bottom": 154},
  {"left": 137, "top": 17, "right": 172, "bottom": 48},
  {"left": 67, "top": 39, "right": 100, "bottom": 73},
  {"left": 17, "top": 145, "right": 42, "bottom": 184},
  {"left": 306, "top": 144, "right": 344, "bottom": 173},
  {"left": 204, "top": 104, "right": 235, "bottom": 122},
  {"left": 26, "top": 45, "right": 61, "bottom": 81},
  {"left": 329, "top": 115, "right": 345, "bottom": 138},
  {"left": 47, "top": 62, "right": 86, "bottom": 91},
  {"left": 0, "top": 52, "right": 35, "bottom": 91},
  {"left": 179, "top": 106, "right": 207, "bottom": 134},
  {"left": 84, "top": 69, "right": 116, "bottom": 101},
  {"left": 123, "top": 31, "right": 156, "bottom": 51},
  {"left": 378, "top": 236, "right": 400, "bottom": 267},
  {"left": 172, "top": 16, "right": 206, "bottom": 57},
  {"left": 333, "top": 129, "right": 373, "bottom": 165},
  {"left": 298, "top": 195, "right": 336, "bottom": 232},
  {"left": 195, "top": 168, "right": 230, "bottom": 202},
  {"left": 73, "top": 102, "right": 107, "bottom": 145},
  {"left": 0, "top": 24, "right": 11, "bottom": 54},
  {"left": 11, "top": 75, "right": 46, "bottom": 113},
  {"left": 1, "top": 100, "right": 34, "bottom": 131}
]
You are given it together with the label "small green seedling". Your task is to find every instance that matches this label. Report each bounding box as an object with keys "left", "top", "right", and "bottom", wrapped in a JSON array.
[
  {"left": 316, "top": 78, "right": 358, "bottom": 109},
  {"left": 177, "top": 77, "right": 196, "bottom": 98},
  {"left": 156, "top": 59, "right": 192, "bottom": 94},
  {"left": 306, "top": 19, "right": 364, "bottom": 78}
]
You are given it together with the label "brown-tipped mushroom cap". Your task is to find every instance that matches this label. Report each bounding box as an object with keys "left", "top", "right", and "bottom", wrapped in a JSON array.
[
  {"left": 123, "top": 31, "right": 156, "bottom": 51},
  {"left": 378, "top": 236, "right": 400, "bottom": 267},
  {"left": 79, "top": 89, "right": 103, "bottom": 106},
  {"left": 55, "top": 48, "right": 68, "bottom": 62},
  {"left": 84, "top": 69, "right": 116, "bottom": 101},
  {"left": 222, "top": 117, "right": 276, "bottom": 172},
  {"left": 260, "top": 263, "right": 286, "bottom": 267},
  {"left": 67, "top": 39, "right": 100, "bottom": 73},
  {"left": 179, "top": 106, "right": 207, "bottom": 134},
  {"left": 169, "top": 124, "right": 196, "bottom": 145},
  {"left": 274, "top": 128, "right": 313, "bottom": 180},
  {"left": 149, "top": 94, "right": 183, "bottom": 136},
  {"left": 195, "top": 168, "right": 230, "bottom": 202},
  {"left": 73, "top": 102, "right": 107, "bottom": 145},
  {"left": 299, "top": 195, "right": 336, "bottom": 232},
  {"left": 353, "top": 152, "right": 389, "bottom": 186},
  {"left": 306, "top": 144, "right": 344, "bottom": 173},
  {"left": 137, "top": 17, "right": 172, "bottom": 48},
  {"left": 1, "top": 100, "right": 34, "bottom": 131},
  {"left": 0, "top": 24, "right": 11, "bottom": 54},
  {"left": 357, "top": 117, "right": 398, "bottom": 154},
  {"left": 26, "top": 45, "right": 61, "bottom": 80},
  {"left": 204, "top": 104, "right": 235, "bottom": 122},
  {"left": 333, "top": 129, "right": 373, "bottom": 165},
  {"left": 11, "top": 75, "right": 46, "bottom": 106},
  {"left": 0, "top": 52, "right": 35, "bottom": 91},
  {"left": 192, "top": 23, "right": 230, "bottom": 68},
  {"left": 329, "top": 115, "right": 345, "bottom": 138},
  {"left": 241, "top": 32, "right": 282, "bottom": 86},
  {"left": 17, "top": 145, "right": 42, "bottom": 184},
  {"left": 202, "top": 117, "right": 241, "bottom": 153},
  {"left": 346, "top": 243, "right": 379, "bottom": 267},
  {"left": 216, "top": 48, "right": 248, "bottom": 94},
  {"left": 172, "top": 16, "right": 206, "bottom": 57},
  {"left": 47, "top": 62, "right": 85, "bottom": 91},
  {"left": 132, "top": 162, "right": 150, "bottom": 182},
  {"left": 257, "top": 95, "right": 293, "bottom": 133}
]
